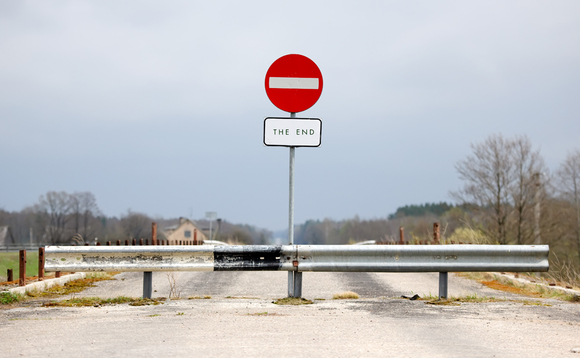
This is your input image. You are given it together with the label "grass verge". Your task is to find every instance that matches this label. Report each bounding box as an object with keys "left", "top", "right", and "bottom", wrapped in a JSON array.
[
  {"left": 456, "top": 272, "right": 580, "bottom": 302},
  {"left": 26, "top": 273, "right": 116, "bottom": 298}
]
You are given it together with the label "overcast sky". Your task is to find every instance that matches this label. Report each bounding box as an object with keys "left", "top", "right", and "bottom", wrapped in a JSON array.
[{"left": 1, "top": 1, "right": 579, "bottom": 231}]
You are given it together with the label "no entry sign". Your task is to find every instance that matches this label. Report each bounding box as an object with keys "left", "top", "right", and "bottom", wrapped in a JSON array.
[{"left": 265, "top": 54, "right": 323, "bottom": 113}]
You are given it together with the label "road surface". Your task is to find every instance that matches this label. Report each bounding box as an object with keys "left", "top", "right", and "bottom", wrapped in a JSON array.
[{"left": 1, "top": 271, "right": 579, "bottom": 357}]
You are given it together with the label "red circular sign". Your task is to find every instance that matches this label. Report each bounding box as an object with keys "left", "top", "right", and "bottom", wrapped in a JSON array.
[{"left": 265, "top": 54, "right": 323, "bottom": 113}]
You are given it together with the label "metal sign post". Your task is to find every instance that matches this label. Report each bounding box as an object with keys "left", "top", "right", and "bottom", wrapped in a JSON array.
[
  {"left": 287, "top": 112, "right": 303, "bottom": 298},
  {"left": 264, "top": 54, "right": 323, "bottom": 298}
]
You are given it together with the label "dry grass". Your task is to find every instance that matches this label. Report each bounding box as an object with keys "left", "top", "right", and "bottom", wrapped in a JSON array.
[
  {"left": 272, "top": 297, "right": 313, "bottom": 305},
  {"left": 247, "top": 312, "right": 283, "bottom": 316},
  {"left": 225, "top": 296, "right": 260, "bottom": 299},
  {"left": 188, "top": 295, "right": 211, "bottom": 300},
  {"left": 42, "top": 296, "right": 166, "bottom": 307},
  {"left": 166, "top": 273, "right": 181, "bottom": 300},
  {"left": 421, "top": 293, "right": 504, "bottom": 304},
  {"left": 457, "top": 272, "right": 580, "bottom": 302},
  {"left": 26, "top": 273, "right": 116, "bottom": 298},
  {"left": 545, "top": 255, "right": 580, "bottom": 289},
  {"left": 333, "top": 291, "right": 360, "bottom": 299}
]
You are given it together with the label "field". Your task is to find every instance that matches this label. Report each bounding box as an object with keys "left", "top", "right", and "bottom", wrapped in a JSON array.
[{"left": 0, "top": 251, "right": 40, "bottom": 282}]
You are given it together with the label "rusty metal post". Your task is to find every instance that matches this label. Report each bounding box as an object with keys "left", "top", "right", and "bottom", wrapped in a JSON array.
[
  {"left": 399, "top": 226, "right": 404, "bottom": 244},
  {"left": 433, "top": 222, "right": 440, "bottom": 244},
  {"left": 106, "top": 241, "right": 111, "bottom": 246},
  {"left": 194, "top": 229, "right": 197, "bottom": 245},
  {"left": 125, "top": 239, "right": 129, "bottom": 246},
  {"left": 116, "top": 240, "right": 121, "bottom": 246},
  {"left": 55, "top": 271, "right": 61, "bottom": 278},
  {"left": 7, "top": 269, "right": 13, "bottom": 282},
  {"left": 132, "top": 238, "right": 137, "bottom": 246},
  {"left": 85, "top": 243, "right": 89, "bottom": 246},
  {"left": 19, "top": 250, "right": 26, "bottom": 287},
  {"left": 96, "top": 242, "right": 101, "bottom": 246},
  {"left": 38, "top": 247, "right": 45, "bottom": 281},
  {"left": 152, "top": 222, "right": 157, "bottom": 246},
  {"left": 139, "top": 238, "right": 144, "bottom": 245}
]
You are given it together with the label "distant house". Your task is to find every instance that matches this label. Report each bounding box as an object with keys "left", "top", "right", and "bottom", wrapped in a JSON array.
[{"left": 163, "top": 218, "right": 207, "bottom": 245}]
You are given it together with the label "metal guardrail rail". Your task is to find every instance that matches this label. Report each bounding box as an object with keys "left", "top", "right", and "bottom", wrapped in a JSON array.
[{"left": 45, "top": 244, "right": 549, "bottom": 299}]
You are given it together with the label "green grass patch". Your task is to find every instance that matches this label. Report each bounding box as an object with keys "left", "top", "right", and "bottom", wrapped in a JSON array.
[
  {"left": 0, "top": 291, "right": 21, "bottom": 305},
  {"left": 272, "top": 297, "right": 313, "bottom": 305},
  {"left": 0, "top": 251, "right": 39, "bottom": 281}
]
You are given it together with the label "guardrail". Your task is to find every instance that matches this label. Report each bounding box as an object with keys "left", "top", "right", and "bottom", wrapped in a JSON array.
[{"left": 45, "top": 244, "right": 549, "bottom": 299}]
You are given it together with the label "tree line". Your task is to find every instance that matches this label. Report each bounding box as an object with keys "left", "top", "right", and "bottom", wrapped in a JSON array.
[{"left": 0, "top": 191, "right": 271, "bottom": 246}]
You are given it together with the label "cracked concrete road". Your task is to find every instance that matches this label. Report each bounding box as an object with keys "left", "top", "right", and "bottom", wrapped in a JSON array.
[{"left": 1, "top": 272, "right": 579, "bottom": 357}]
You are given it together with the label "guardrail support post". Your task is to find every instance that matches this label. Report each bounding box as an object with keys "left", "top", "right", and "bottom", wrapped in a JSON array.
[
  {"left": 288, "top": 271, "right": 303, "bottom": 298},
  {"left": 287, "top": 272, "right": 294, "bottom": 297},
  {"left": 143, "top": 272, "right": 153, "bottom": 299},
  {"left": 293, "top": 272, "right": 303, "bottom": 298},
  {"left": 439, "top": 272, "right": 448, "bottom": 299},
  {"left": 7, "top": 269, "right": 13, "bottom": 282}
]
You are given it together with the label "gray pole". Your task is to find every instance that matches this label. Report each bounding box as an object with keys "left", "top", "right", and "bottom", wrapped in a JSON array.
[
  {"left": 287, "top": 112, "right": 302, "bottom": 298},
  {"left": 439, "top": 272, "right": 448, "bottom": 299}
]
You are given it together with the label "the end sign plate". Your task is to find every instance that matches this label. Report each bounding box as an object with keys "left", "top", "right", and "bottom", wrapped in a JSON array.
[{"left": 263, "top": 117, "right": 322, "bottom": 147}]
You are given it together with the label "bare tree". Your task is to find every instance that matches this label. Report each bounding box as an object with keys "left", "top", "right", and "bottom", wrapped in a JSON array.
[
  {"left": 556, "top": 149, "right": 580, "bottom": 259},
  {"left": 510, "top": 135, "right": 546, "bottom": 244},
  {"left": 34, "top": 191, "right": 73, "bottom": 244},
  {"left": 70, "top": 192, "right": 102, "bottom": 243},
  {"left": 120, "top": 210, "right": 152, "bottom": 241},
  {"left": 452, "top": 134, "right": 515, "bottom": 244}
]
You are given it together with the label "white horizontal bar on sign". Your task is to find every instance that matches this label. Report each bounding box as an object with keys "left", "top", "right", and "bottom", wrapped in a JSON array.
[{"left": 269, "top": 77, "right": 319, "bottom": 89}]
